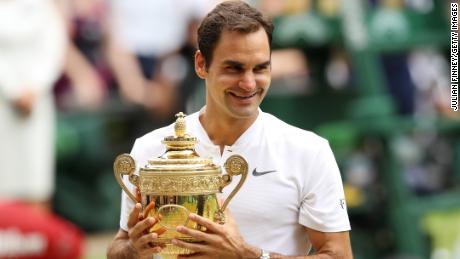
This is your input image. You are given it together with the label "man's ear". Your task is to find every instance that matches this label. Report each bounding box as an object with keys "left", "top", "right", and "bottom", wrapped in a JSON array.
[{"left": 195, "top": 50, "right": 207, "bottom": 79}]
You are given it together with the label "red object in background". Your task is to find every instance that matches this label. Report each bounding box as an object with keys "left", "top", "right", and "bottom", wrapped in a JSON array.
[{"left": 0, "top": 201, "right": 83, "bottom": 259}]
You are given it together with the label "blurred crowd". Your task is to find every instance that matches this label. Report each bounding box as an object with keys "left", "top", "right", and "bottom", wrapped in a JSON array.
[{"left": 56, "top": 0, "right": 215, "bottom": 116}]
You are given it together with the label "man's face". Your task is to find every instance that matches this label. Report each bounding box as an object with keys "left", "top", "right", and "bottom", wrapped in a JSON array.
[{"left": 195, "top": 28, "right": 271, "bottom": 120}]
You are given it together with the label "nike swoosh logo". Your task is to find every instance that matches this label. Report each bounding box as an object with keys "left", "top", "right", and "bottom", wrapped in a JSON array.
[{"left": 252, "top": 168, "right": 277, "bottom": 176}]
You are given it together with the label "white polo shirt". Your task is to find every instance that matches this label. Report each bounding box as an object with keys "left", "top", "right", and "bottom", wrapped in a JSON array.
[{"left": 120, "top": 108, "right": 351, "bottom": 256}]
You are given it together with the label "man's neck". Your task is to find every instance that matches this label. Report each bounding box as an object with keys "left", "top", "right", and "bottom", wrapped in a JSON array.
[{"left": 199, "top": 108, "right": 258, "bottom": 153}]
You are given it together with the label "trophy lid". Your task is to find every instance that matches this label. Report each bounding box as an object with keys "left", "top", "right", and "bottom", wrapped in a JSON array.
[{"left": 144, "top": 112, "right": 220, "bottom": 174}]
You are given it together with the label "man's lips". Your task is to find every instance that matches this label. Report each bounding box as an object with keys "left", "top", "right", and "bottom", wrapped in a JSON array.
[{"left": 228, "top": 91, "right": 258, "bottom": 99}]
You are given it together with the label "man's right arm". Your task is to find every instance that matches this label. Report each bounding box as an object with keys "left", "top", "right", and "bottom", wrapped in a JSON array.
[{"left": 107, "top": 229, "right": 138, "bottom": 259}]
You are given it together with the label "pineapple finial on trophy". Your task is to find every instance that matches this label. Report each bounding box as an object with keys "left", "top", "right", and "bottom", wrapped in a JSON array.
[{"left": 175, "top": 112, "right": 186, "bottom": 137}]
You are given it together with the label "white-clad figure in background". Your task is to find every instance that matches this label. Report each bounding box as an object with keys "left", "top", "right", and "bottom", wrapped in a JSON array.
[{"left": 0, "top": 0, "right": 67, "bottom": 208}]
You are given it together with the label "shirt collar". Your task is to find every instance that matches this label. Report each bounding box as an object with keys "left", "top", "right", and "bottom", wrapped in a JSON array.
[{"left": 188, "top": 106, "right": 264, "bottom": 150}]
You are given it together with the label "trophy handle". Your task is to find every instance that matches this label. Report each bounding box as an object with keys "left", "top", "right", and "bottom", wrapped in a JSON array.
[
  {"left": 215, "top": 155, "right": 248, "bottom": 224},
  {"left": 114, "top": 153, "right": 139, "bottom": 203}
]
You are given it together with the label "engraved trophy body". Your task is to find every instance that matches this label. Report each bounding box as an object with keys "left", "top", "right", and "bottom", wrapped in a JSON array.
[{"left": 114, "top": 113, "right": 248, "bottom": 257}]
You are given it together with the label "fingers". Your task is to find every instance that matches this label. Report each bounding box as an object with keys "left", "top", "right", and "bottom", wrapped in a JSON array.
[
  {"left": 127, "top": 203, "right": 142, "bottom": 228},
  {"left": 188, "top": 213, "right": 222, "bottom": 234},
  {"left": 137, "top": 232, "right": 159, "bottom": 248},
  {"left": 131, "top": 234, "right": 163, "bottom": 258},
  {"left": 142, "top": 200, "right": 156, "bottom": 219},
  {"left": 126, "top": 203, "right": 164, "bottom": 257},
  {"left": 172, "top": 238, "right": 209, "bottom": 254},
  {"left": 142, "top": 246, "right": 163, "bottom": 255},
  {"left": 176, "top": 225, "right": 211, "bottom": 242},
  {"left": 152, "top": 226, "right": 167, "bottom": 236},
  {"left": 129, "top": 217, "right": 157, "bottom": 240}
]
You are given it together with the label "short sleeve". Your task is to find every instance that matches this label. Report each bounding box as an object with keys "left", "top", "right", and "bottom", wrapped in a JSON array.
[{"left": 298, "top": 140, "right": 351, "bottom": 232}]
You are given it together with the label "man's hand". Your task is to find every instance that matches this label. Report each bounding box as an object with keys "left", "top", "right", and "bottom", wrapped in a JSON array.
[
  {"left": 172, "top": 210, "right": 260, "bottom": 259},
  {"left": 107, "top": 203, "right": 163, "bottom": 259},
  {"left": 127, "top": 203, "right": 163, "bottom": 258}
]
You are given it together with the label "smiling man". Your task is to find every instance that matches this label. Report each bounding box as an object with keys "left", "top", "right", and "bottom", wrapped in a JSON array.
[{"left": 107, "top": 1, "right": 352, "bottom": 258}]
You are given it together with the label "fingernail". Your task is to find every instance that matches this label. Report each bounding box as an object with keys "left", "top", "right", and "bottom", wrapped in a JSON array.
[
  {"left": 149, "top": 218, "right": 155, "bottom": 224},
  {"left": 171, "top": 239, "right": 178, "bottom": 245},
  {"left": 176, "top": 226, "right": 183, "bottom": 232},
  {"left": 151, "top": 233, "right": 158, "bottom": 239}
]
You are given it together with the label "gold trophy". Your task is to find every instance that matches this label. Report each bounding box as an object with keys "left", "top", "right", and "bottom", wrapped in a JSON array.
[{"left": 114, "top": 112, "right": 248, "bottom": 257}]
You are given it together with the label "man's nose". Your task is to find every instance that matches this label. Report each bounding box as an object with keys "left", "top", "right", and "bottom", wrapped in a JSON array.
[{"left": 238, "top": 71, "right": 256, "bottom": 91}]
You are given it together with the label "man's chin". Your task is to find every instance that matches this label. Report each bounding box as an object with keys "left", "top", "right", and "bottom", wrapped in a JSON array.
[{"left": 228, "top": 107, "right": 259, "bottom": 120}]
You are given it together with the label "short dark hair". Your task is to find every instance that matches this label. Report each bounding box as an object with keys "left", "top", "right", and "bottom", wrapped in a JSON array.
[{"left": 197, "top": 1, "right": 274, "bottom": 69}]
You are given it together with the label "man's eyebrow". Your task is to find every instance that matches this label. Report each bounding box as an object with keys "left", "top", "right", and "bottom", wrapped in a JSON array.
[
  {"left": 222, "top": 60, "right": 271, "bottom": 67},
  {"left": 222, "top": 60, "right": 243, "bottom": 67},
  {"left": 255, "top": 60, "right": 271, "bottom": 68}
]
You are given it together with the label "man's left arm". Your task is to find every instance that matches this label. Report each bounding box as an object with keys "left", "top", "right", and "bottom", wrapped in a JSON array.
[
  {"left": 173, "top": 213, "right": 352, "bottom": 259},
  {"left": 268, "top": 228, "right": 352, "bottom": 259}
]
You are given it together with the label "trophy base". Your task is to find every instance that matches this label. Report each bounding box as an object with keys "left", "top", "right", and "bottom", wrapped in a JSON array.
[
  {"left": 154, "top": 238, "right": 200, "bottom": 257},
  {"left": 158, "top": 243, "right": 193, "bottom": 255}
]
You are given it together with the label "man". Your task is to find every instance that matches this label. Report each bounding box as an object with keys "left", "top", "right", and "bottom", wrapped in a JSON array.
[{"left": 107, "top": 1, "right": 352, "bottom": 258}]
